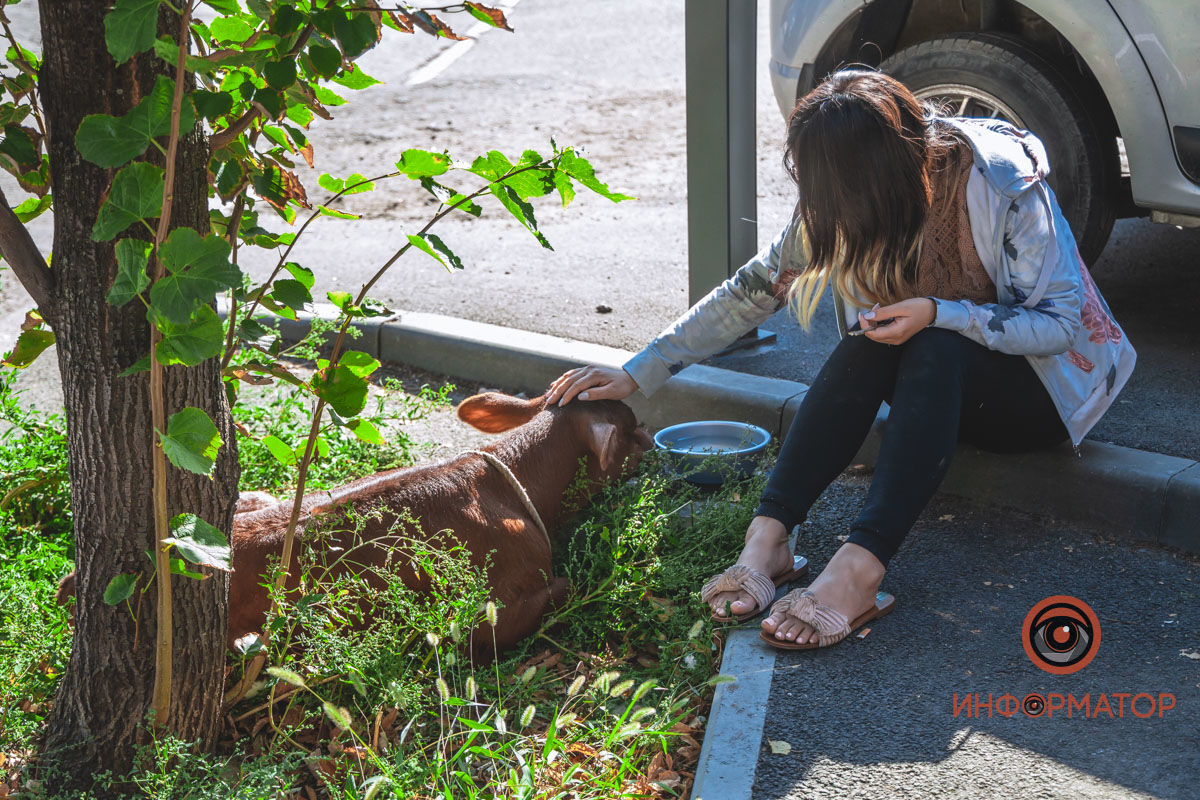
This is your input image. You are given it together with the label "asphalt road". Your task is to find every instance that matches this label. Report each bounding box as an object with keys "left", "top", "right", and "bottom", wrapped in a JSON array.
[
  {"left": 752, "top": 477, "right": 1200, "bottom": 800},
  {"left": 2, "top": 0, "right": 1197, "bottom": 456}
]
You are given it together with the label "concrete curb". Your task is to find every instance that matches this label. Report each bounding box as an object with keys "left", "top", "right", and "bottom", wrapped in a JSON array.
[
  {"left": 690, "top": 627, "right": 776, "bottom": 800},
  {"left": 270, "top": 305, "right": 1199, "bottom": 554}
]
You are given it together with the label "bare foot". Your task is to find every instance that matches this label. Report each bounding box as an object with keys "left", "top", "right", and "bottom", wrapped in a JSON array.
[
  {"left": 707, "top": 516, "right": 797, "bottom": 619},
  {"left": 761, "top": 542, "right": 885, "bottom": 643}
]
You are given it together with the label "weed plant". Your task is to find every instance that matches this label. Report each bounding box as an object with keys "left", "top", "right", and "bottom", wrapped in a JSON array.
[{"left": 1, "top": 366, "right": 773, "bottom": 798}]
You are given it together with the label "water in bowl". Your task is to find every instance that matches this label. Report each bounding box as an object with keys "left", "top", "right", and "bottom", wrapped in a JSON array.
[{"left": 663, "top": 432, "right": 758, "bottom": 454}]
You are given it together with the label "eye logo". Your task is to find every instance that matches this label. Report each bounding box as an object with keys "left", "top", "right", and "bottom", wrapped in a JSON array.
[{"left": 1022, "top": 595, "right": 1101, "bottom": 675}]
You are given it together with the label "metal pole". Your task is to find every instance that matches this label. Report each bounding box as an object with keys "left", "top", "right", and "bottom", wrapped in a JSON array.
[
  {"left": 685, "top": 0, "right": 758, "bottom": 306},
  {"left": 686, "top": 1, "right": 774, "bottom": 353}
]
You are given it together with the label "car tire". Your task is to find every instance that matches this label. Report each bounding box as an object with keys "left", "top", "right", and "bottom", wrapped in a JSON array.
[{"left": 881, "top": 32, "right": 1119, "bottom": 265}]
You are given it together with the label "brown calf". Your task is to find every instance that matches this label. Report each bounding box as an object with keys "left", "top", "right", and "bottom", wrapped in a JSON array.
[{"left": 60, "top": 392, "right": 651, "bottom": 656}]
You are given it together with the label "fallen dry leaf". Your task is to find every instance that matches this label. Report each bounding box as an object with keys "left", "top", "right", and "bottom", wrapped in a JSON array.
[
  {"left": 768, "top": 739, "right": 791, "bottom": 755},
  {"left": 939, "top": 514, "right": 955, "bottom": 522},
  {"left": 1181, "top": 649, "right": 1200, "bottom": 661}
]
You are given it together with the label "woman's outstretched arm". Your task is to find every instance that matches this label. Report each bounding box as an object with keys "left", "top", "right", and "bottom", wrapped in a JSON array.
[{"left": 548, "top": 220, "right": 801, "bottom": 405}]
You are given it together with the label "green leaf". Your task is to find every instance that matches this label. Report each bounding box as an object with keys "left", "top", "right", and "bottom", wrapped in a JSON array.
[
  {"left": 209, "top": 15, "right": 256, "bottom": 43},
  {"left": 558, "top": 149, "right": 633, "bottom": 202},
  {"left": 467, "top": 150, "right": 509, "bottom": 182},
  {"left": 332, "top": 64, "right": 381, "bottom": 91},
  {"left": 103, "top": 573, "right": 138, "bottom": 605},
  {"left": 92, "top": 162, "right": 164, "bottom": 242},
  {"left": 270, "top": 278, "right": 311, "bottom": 311},
  {"left": 312, "top": 364, "right": 369, "bottom": 417},
  {"left": 347, "top": 418, "right": 383, "bottom": 445},
  {"left": 192, "top": 89, "right": 234, "bottom": 120},
  {"left": 168, "top": 556, "right": 206, "bottom": 580},
  {"left": 105, "top": 0, "right": 161, "bottom": 65},
  {"left": 214, "top": 159, "right": 244, "bottom": 198},
  {"left": 151, "top": 37, "right": 219, "bottom": 75},
  {"left": 339, "top": 350, "right": 380, "bottom": 378},
  {"left": 160, "top": 407, "right": 222, "bottom": 476},
  {"left": 2, "top": 329, "right": 55, "bottom": 369},
  {"left": 261, "top": 434, "right": 297, "bottom": 466},
  {"left": 318, "top": 172, "right": 373, "bottom": 195},
  {"left": 285, "top": 102, "right": 313, "bottom": 127},
  {"left": 149, "top": 229, "right": 240, "bottom": 324},
  {"left": 264, "top": 59, "right": 297, "bottom": 91},
  {"left": 490, "top": 184, "right": 552, "bottom": 250},
  {"left": 407, "top": 233, "right": 463, "bottom": 271},
  {"left": 107, "top": 238, "right": 152, "bottom": 306},
  {"left": 553, "top": 169, "right": 576, "bottom": 207},
  {"left": 119, "top": 354, "right": 151, "bottom": 377},
  {"left": 307, "top": 42, "right": 341, "bottom": 78},
  {"left": 251, "top": 87, "right": 284, "bottom": 118},
  {"left": 326, "top": 291, "right": 353, "bottom": 311},
  {"left": 11, "top": 195, "right": 52, "bottom": 223},
  {"left": 499, "top": 151, "right": 554, "bottom": 201},
  {"left": 237, "top": 318, "right": 281, "bottom": 350},
  {"left": 0, "top": 125, "right": 37, "bottom": 168},
  {"left": 312, "top": 84, "right": 346, "bottom": 107},
  {"left": 155, "top": 305, "right": 223, "bottom": 366},
  {"left": 164, "top": 513, "right": 231, "bottom": 570},
  {"left": 267, "top": 666, "right": 306, "bottom": 687},
  {"left": 333, "top": 11, "right": 378, "bottom": 59},
  {"left": 395, "top": 149, "right": 451, "bottom": 179},
  {"left": 316, "top": 205, "right": 358, "bottom": 220},
  {"left": 234, "top": 632, "right": 265, "bottom": 655},
  {"left": 203, "top": 0, "right": 242, "bottom": 13},
  {"left": 272, "top": 5, "right": 305, "bottom": 36},
  {"left": 76, "top": 76, "right": 197, "bottom": 168},
  {"left": 282, "top": 261, "right": 315, "bottom": 290}
]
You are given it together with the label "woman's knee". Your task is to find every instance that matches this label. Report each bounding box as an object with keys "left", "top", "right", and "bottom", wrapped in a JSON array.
[{"left": 898, "top": 327, "right": 971, "bottom": 369}]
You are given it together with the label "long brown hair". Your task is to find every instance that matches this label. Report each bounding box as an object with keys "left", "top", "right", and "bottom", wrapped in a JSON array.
[{"left": 782, "top": 70, "right": 966, "bottom": 328}]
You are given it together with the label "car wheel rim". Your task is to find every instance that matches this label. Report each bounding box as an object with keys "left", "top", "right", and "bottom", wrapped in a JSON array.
[{"left": 912, "top": 84, "right": 1025, "bottom": 128}]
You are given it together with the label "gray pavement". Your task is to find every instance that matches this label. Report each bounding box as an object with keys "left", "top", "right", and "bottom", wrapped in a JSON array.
[{"left": 748, "top": 477, "right": 1200, "bottom": 800}]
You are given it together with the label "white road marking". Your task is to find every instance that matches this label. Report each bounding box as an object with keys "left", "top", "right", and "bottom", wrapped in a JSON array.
[{"left": 405, "top": 0, "right": 522, "bottom": 87}]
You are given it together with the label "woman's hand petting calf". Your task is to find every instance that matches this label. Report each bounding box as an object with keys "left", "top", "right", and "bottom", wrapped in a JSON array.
[
  {"left": 858, "top": 297, "right": 937, "bottom": 345},
  {"left": 545, "top": 365, "right": 638, "bottom": 406}
]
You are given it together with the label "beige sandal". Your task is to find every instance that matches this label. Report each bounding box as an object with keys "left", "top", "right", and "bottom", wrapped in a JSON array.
[
  {"left": 759, "top": 588, "right": 895, "bottom": 649},
  {"left": 700, "top": 556, "right": 809, "bottom": 623}
]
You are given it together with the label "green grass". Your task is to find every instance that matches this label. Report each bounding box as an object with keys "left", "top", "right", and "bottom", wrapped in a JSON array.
[{"left": 0, "top": 365, "right": 770, "bottom": 798}]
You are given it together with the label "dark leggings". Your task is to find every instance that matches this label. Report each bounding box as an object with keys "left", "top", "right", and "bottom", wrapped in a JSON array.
[{"left": 754, "top": 327, "right": 1068, "bottom": 567}]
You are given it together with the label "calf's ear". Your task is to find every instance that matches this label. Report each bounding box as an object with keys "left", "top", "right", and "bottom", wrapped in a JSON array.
[
  {"left": 457, "top": 392, "right": 543, "bottom": 433},
  {"left": 588, "top": 421, "right": 619, "bottom": 473}
]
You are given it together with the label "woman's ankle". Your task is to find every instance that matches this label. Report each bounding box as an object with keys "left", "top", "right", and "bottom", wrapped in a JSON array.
[
  {"left": 745, "top": 515, "right": 790, "bottom": 547},
  {"left": 828, "top": 541, "right": 886, "bottom": 583}
]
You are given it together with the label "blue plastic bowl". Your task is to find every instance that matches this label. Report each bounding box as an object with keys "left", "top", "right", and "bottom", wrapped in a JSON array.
[{"left": 653, "top": 420, "right": 772, "bottom": 485}]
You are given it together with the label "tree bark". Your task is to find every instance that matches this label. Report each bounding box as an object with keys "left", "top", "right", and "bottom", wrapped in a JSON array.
[{"left": 37, "top": 3, "right": 238, "bottom": 793}]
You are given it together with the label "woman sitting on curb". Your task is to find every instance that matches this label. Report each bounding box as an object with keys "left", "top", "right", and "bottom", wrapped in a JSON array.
[{"left": 546, "top": 70, "right": 1135, "bottom": 650}]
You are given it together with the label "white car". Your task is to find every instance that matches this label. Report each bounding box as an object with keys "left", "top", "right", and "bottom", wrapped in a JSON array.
[{"left": 769, "top": 0, "right": 1200, "bottom": 264}]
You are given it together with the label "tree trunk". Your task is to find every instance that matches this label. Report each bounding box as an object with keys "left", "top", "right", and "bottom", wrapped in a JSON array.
[{"left": 37, "top": 3, "right": 238, "bottom": 793}]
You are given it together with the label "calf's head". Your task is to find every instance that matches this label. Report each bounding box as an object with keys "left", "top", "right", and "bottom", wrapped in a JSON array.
[{"left": 457, "top": 392, "right": 652, "bottom": 482}]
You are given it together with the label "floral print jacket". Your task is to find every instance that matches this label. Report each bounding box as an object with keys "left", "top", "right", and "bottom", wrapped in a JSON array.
[{"left": 622, "top": 117, "right": 1136, "bottom": 446}]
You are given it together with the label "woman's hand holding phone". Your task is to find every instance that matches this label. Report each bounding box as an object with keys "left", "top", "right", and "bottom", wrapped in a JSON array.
[{"left": 854, "top": 298, "right": 937, "bottom": 345}]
